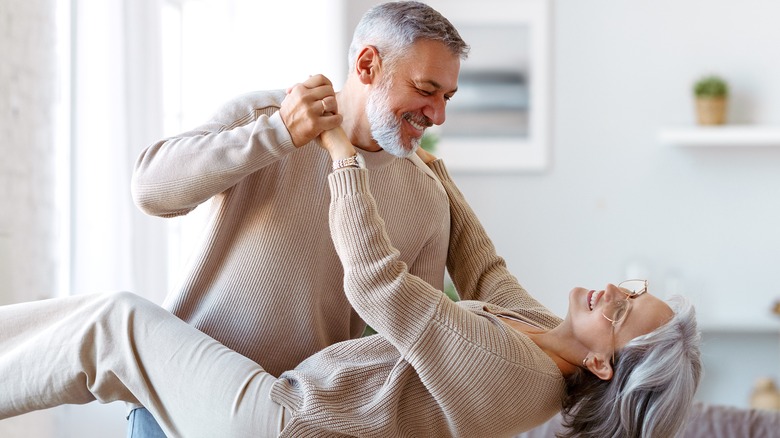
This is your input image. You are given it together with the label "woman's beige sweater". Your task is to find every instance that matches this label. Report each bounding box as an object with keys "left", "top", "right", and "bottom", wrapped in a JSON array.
[{"left": 271, "top": 162, "right": 565, "bottom": 437}]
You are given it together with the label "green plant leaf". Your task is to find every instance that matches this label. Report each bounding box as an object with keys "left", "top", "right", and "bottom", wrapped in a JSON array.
[
  {"left": 694, "top": 75, "right": 728, "bottom": 98},
  {"left": 420, "top": 132, "right": 439, "bottom": 153}
]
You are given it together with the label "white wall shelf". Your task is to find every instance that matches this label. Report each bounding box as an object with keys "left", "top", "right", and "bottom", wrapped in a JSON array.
[{"left": 659, "top": 125, "right": 780, "bottom": 147}]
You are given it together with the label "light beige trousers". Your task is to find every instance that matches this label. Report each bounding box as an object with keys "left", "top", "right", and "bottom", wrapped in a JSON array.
[{"left": 0, "top": 291, "right": 286, "bottom": 437}]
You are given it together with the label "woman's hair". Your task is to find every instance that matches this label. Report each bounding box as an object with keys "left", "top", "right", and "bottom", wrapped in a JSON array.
[
  {"left": 559, "top": 295, "right": 702, "bottom": 438},
  {"left": 348, "top": 1, "right": 470, "bottom": 72}
]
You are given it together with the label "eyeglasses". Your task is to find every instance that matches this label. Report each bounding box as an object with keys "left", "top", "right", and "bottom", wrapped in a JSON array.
[
  {"left": 601, "top": 279, "right": 648, "bottom": 325},
  {"left": 602, "top": 279, "right": 648, "bottom": 364}
]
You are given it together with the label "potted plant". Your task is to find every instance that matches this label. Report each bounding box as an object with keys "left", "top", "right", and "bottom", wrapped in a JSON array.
[
  {"left": 420, "top": 131, "right": 439, "bottom": 153},
  {"left": 693, "top": 75, "right": 728, "bottom": 125}
]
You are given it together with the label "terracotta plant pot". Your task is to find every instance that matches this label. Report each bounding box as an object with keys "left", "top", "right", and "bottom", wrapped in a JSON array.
[{"left": 695, "top": 97, "right": 727, "bottom": 125}]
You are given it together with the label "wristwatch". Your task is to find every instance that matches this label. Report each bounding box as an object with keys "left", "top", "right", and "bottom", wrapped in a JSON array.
[{"left": 332, "top": 153, "right": 365, "bottom": 171}]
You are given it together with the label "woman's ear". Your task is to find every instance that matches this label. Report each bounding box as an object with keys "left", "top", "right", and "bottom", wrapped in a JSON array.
[
  {"left": 586, "top": 354, "right": 614, "bottom": 381},
  {"left": 354, "top": 45, "right": 381, "bottom": 84}
]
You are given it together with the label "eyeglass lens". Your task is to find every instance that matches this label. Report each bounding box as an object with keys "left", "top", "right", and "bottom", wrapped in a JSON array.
[
  {"left": 618, "top": 280, "right": 646, "bottom": 295},
  {"left": 610, "top": 300, "right": 630, "bottom": 324}
]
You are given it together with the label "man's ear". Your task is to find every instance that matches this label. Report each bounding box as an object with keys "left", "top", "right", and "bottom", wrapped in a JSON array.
[
  {"left": 354, "top": 45, "right": 381, "bottom": 84},
  {"left": 586, "top": 354, "right": 614, "bottom": 381}
]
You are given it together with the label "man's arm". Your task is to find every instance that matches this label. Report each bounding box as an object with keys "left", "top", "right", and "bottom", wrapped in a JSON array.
[
  {"left": 421, "top": 155, "right": 552, "bottom": 317},
  {"left": 131, "top": 75, "right": 342, "bottom": 217}
]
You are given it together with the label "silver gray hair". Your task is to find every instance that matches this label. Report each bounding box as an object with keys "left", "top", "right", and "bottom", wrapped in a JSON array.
[
  {"left": 560, "top": 295, "right": 702, "bottom": 438},
  {"left": 348, "top": 1, "right": 469, "bottom": 72}
]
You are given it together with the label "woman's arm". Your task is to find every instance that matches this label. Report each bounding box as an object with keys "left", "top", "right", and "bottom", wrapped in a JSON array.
[{"left": 320, "top": 128, "right": 448, "bottom": 349}]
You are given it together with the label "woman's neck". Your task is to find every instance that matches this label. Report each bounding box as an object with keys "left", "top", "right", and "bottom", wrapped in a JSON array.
[{"left": 498, "top": 316, "right": 580, "bottom": 377}]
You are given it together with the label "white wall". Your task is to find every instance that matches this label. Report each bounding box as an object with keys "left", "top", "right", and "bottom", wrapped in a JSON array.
[{"left": 450, "top": 0, "right": 780, "bottom": 408}]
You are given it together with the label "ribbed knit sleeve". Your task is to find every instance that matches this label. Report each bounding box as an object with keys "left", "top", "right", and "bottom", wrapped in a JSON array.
[
  {"left": 131, "top": 90, "right": 296, "bottom": 217},
  {"left": 328, "top": 168, "right": 443, "bottom": 351}
]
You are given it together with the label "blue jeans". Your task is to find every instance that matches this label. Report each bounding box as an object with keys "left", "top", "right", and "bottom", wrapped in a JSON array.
[{"left": 127, "top": 407, "right": 167, "bottom": 438}]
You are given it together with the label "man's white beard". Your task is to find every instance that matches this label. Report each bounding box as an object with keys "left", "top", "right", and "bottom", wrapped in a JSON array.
[{"left": 365, "top": 81, "right": 421, "bottom": 158}]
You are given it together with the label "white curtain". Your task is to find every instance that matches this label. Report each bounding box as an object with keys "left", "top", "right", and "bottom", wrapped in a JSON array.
[
  {"left": 165, "top": 0, "right": 347, "bottom": 281},
  {"left": 70, "top": 0, "right": 168, "bottom": 302}
]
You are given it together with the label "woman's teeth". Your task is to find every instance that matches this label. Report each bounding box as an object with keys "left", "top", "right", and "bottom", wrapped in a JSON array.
[{"left": 589, "top": 290, "right": 603, "bottom": 311}]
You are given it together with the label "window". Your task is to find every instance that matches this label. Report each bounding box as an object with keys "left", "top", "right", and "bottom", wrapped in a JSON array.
[{"left": 159, "top": 0, "right": 345, "bottom": 290}]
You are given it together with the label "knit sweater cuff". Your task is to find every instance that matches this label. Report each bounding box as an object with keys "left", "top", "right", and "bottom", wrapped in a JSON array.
[
  {"left": 266, "top": 111, "right": 298, "bottom": 152},
  {"left": 327, "top": 168, "right": 369, "bottom": 198}
]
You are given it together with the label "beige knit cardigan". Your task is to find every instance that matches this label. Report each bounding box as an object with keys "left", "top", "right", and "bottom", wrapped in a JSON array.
[{"left": 271, "top": 162, "right": 565, "bottom": 437}]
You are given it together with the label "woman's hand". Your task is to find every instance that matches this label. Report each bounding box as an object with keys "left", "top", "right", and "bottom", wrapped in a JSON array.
[
  {"left": 320, "top": 127, "right": 357, "bottom": 161},
  {"left": 415, "top": 146, "right": 438, "bottom": 164}
]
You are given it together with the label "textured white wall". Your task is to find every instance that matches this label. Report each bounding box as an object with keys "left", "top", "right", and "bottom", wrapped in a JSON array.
[
  {"left": 1, "top": 0, "right": 61, "bottom": 435},
  {"left": 0, "top": 1, "right": 59, "bottom": 304}
]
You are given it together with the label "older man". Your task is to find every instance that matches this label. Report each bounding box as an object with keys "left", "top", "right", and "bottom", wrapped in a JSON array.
[{"left": 128, "top": 2, "right": 468, "bottom": 436}]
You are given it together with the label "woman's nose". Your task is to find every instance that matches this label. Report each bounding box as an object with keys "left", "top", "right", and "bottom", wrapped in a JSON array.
[{"left": 604, "top": 283, "right": 622, "bottom": 299}]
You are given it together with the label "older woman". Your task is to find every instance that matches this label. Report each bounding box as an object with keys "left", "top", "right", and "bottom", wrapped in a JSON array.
[{"left": 0, "top": 128, "right": 701, "bottom": 437}]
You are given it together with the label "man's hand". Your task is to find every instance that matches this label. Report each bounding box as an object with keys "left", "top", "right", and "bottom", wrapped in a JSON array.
[{"left": 281, "top": 74, "right": 343, "bottom": 147}]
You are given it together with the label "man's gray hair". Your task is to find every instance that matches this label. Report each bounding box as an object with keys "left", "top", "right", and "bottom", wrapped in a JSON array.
[{"left": 348, "top": 1, "right": 469, "bottom": 71}]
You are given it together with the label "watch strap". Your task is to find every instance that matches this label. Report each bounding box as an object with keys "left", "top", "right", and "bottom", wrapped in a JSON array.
[{"left": 332, "top": 154, "right": 361, "bottom": 171}]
